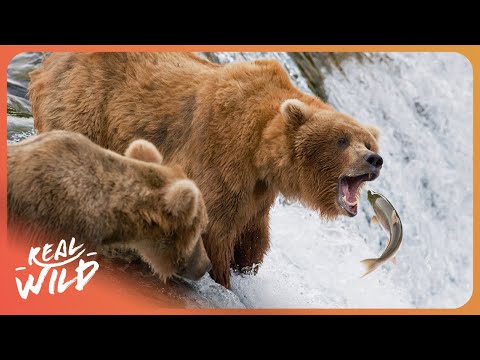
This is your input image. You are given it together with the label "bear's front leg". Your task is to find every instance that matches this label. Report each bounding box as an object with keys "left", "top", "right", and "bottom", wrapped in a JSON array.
[
  {"left": 204, "top": 225, "right": 237, "bottom": 289},
  {"left": 232, "top": 210, "right": 270, "bottom": 275}
]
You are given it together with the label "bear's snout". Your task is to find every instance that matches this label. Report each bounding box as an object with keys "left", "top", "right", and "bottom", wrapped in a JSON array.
[
  {"left": 177, "top": 239, "right": 212, "bottom": 281},
  {"left": 364, "top": 153, "right": 383, "bottom": 170}
]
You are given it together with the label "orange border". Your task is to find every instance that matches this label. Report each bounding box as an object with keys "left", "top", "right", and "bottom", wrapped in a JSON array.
[{"left": 1, "top": 45, "right": 477, "bottom": 314}]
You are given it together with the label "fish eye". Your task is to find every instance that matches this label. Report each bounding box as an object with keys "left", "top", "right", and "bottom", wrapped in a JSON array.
[{"left": 337, "top": 137, "right": 349, "bottom": 148}]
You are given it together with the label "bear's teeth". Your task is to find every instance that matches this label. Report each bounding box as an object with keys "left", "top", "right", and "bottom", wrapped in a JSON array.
[{"left": 342, "top": 195, "right": 357, "bottom": 207}]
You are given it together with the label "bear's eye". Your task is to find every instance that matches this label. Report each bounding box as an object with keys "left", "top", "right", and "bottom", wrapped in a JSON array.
[
  {"left": 337, "top": 137, "right": 349, "bottom": 148},
  {"left": 365, "top": 143, "right": 371, "bottom": 150}
]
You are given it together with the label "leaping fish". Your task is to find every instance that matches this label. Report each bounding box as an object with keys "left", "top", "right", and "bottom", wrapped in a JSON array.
[{"left": 361, "top": 190, "right": 403, "bottom": 277}]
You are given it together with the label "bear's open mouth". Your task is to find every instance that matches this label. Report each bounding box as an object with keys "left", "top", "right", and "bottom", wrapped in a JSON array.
[{"left": 337, "top": 173, "right": 379, "bottom": 217}]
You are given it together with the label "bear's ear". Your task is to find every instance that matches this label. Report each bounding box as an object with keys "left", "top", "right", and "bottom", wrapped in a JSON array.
[
  {"left": 125, "top": 139, "right": 163, "bottom": 164},
  {"left": 163, "top": 179, "right": 201, "bottom": 226},
  {"left": 280, "top": 99, "right": 313, "bottom": 129},
  {"left": 365, "top": 124, "right": 380, "bottom": 141}
]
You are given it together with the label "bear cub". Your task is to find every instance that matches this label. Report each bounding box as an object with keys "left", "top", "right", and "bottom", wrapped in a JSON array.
[{"left": 7, "top": 130, "right": 211, "bottom": 282}]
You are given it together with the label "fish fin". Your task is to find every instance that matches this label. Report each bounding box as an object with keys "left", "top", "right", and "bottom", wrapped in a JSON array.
[
  {"left": 360, "top": 258, "right": 380, "bottom": 278},
  {"left": 391, "top": 210, "right": 398, "bottom": 225},
  {"left": 390, "top": 256, "right": 397, "bottom": 265},
  {"left": 371, "top": 215, "right": 379, "bottom": 224}
]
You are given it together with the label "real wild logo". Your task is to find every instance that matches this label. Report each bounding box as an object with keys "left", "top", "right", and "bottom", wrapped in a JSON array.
[{"left": 15, "top": 238, "right": 99, "bottom": 299}]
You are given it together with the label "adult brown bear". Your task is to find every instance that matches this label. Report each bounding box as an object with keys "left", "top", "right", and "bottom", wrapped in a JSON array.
[{"left": 29, "top": 52, "right": 383, "bottom": 288}]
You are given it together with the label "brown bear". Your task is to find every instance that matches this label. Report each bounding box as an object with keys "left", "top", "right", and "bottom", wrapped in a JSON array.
[
  {"left": 29, "top": 52, "right": 383, "bottom": 288},
  {"left": 8, "top": 130, "right": 211, "bottom": 282}
]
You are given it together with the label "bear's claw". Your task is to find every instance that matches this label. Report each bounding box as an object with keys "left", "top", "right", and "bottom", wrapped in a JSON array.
[{"left": 232, "top": 262, "right": 261, "bottom": 275}]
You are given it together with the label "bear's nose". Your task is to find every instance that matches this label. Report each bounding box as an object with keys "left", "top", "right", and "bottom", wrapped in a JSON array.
[{"left": 365, "top": 153, "right": 383, "bottom": 168}]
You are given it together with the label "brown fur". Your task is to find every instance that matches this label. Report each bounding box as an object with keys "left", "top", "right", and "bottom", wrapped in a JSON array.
[
  {"left": 29, "top": 53, "right": 381, "bottom": 287},
  {"left": 7, "top": 130, "right": 210, "bottom": 282}
]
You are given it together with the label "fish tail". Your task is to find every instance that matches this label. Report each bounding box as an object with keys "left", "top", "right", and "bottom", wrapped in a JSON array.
[{"left": 360, "top": 258, "right": 380, "bottom": 278}]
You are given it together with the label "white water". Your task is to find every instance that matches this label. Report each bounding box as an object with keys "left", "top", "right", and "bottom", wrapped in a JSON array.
[{"left": 8, "top": 52, "right": 473, "bottom": 308}]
